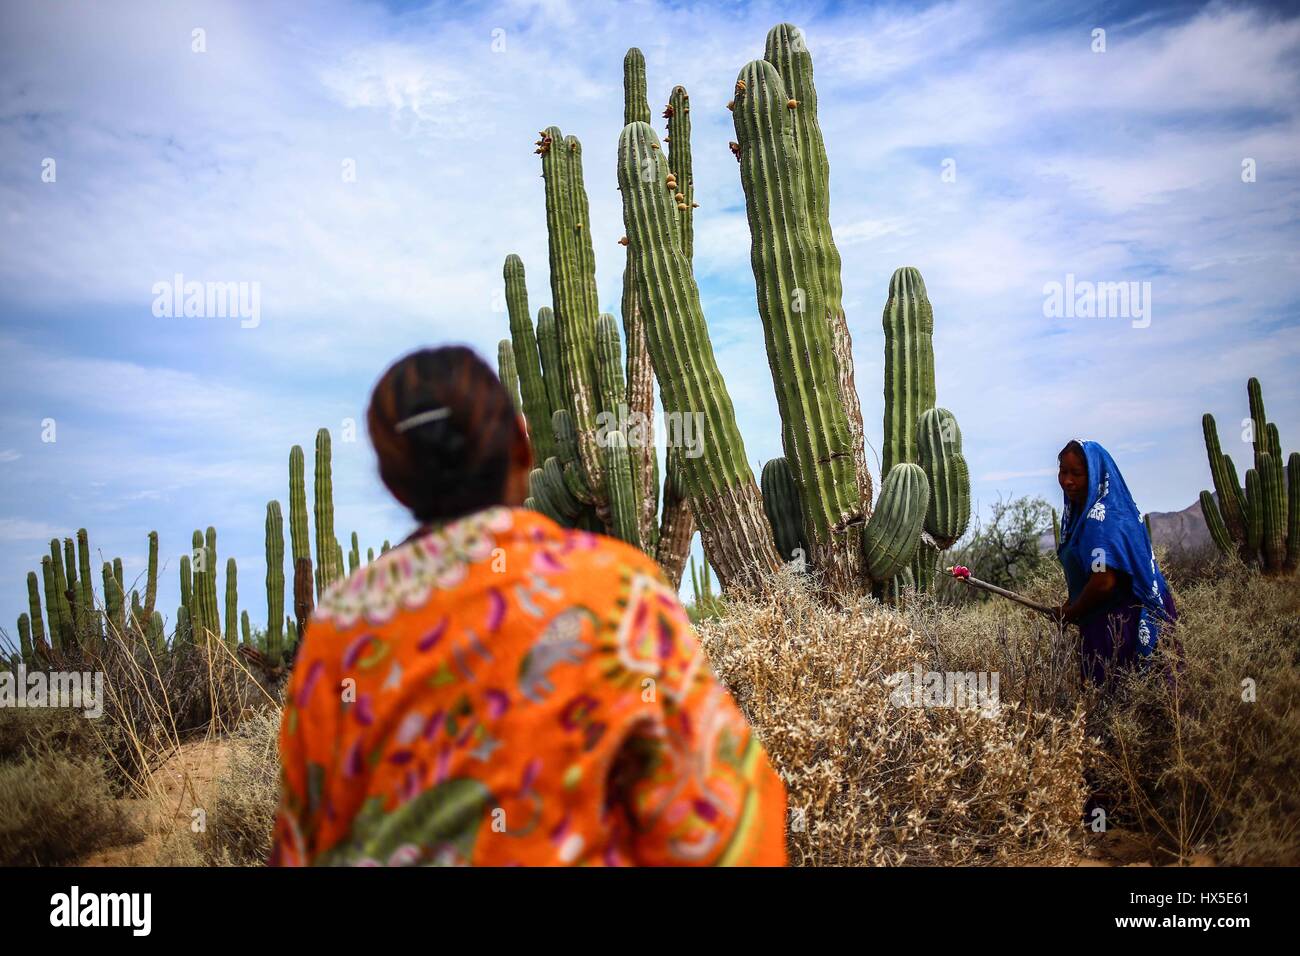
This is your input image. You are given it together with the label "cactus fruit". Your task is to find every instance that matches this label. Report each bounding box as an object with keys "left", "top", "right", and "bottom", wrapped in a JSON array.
[
  {"left": 1200, "top": 378, "right": 1297, "bottom": 574},
  {"left": 266, "top": 501, "right": 285, "bottom": 668},
  {"left": 761, "top": 457, "right": 807, "bottom": 564},
  {"left": 915, "top": 407, "right": 971, "bottom": 549},
  {"left": 618, "top": 119, "right": 781, "bottom": 591}
]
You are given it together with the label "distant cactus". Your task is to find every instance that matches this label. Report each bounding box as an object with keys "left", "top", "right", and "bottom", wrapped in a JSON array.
[
  {"left": 1200, "top": 378, "right": 1297, "bottom": 574},
  {"left": 314, "top": 429, "right": 337, "bottom": 598},
  {"left": 265, "top": 501, "right": 285, "bottom": 668},
  {"left": 224, "top": 557, "right": 238, "bottom": 647}
]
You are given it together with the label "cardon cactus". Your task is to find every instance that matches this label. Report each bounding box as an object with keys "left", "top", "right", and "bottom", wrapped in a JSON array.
[
  {"left": 1200, "top": 378, "right": 1297, "bottom": 574},
  {"left": 732, "top": 56, "right": 863, "bottom": 588},
  {"left": 534, "top": 307, "right": 568, "bottom": 423},
  {"left": 17, "top": 613, "right": 33, "bottom": 666},
  {"left": 26, "top": 571, "right": 45, "bottom": 657},
  {"left": 144, "top": 530, "right": 158, "bottom": 620},
  {"left": 594, "top": 313, "right": 644, "bottom": 549},
  {"left": 761, "top": 457, "right": 807, "bottom": 564},
  {"left": 265, "top": 501, "right": 285, "bottom": 667},
  {"left": 289, "top": 445, "right": 311, "bottom": 563},
  {"left": 618, "top": 120, "right": 780, "bottom": 590}
]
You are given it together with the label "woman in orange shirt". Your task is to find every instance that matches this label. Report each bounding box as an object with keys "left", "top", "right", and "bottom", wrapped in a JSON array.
[{"left": 269, "top": 346, "right": 787, "bottom": 866}]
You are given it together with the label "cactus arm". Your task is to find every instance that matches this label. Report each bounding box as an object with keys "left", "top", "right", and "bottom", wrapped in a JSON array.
[
  {"left": 1202, "top": 414, "right": 1247, "bottom": 547},
  {"left": 498, "top": 339, "right": 522, "bottom": 413},
  {"left": 882, "top": 267, "right": 937, "bottom": 476},
  {"left": 603, "top": 430, "right": 643, "bottom": 547},
  {"left": 144, "top": 530, "right": 158, "bottom": 620},
  {"left": 862, "top": 464, "right": 929, "bottom": 583},
  {"left": 1259, "top": 452, "right": 1286, "bottom": 572},
  {"left": 761, "top": 457, "right": 808, "bottom": 564},
  {"left": 763, "top": 23, "right": 869, "bottom": 511},
  {"left": 26, "top": 571, "right": 45, "bottom": 652},
  {"left": 916, "top": 407, "right": 972, "bottom": 549},
  {"left": 504, "top": 255, "right": 556, "bottom": 460},
  {"left": 1244, "top": 468, "right": 1263, "bottom": 562},
  {"left": 1286, "top": 452, "right": 1299, "bottom": 572},
  {"left": 1200, "top": 490, "right": 1234, "bottom": 557}
]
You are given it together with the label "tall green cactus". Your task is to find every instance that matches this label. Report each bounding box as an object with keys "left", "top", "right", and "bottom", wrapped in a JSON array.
[
  {"left": 224, "top": 557, "right": 238, "bottom": 647},
  {"left": 732, "top": 57, "right": 863, "bottom": 587},
  {"left": 241, "top": 609, "right": 251, "bottom": 646},
  {"left": 1200, "top": 378, "right": 1297, "bottom": 574},
  {"left": 26, "top": 571, "right": 45, "bottom": 657},
  {"left": 348, "top": 532, "right": 360, "bottom": 576},
  {"left": 618, "top": 120, "right": 780, "bottom": 590},
  {"left": 539, "top": 127, "right": 606, "bottom": 509},
  {"left": 594, "top": 314, "right": 644, "bottom": 549},
  {"left": 621, "top": 49, "right": 660, "bottom": 550},
  {"left": 504, "top": 255, "right": 556, "bottom": 461},
  {"left": 534, "top": 307, "right": 568, "bottom": 421},
  {"left": 190, "top": 530, "right": 207, "bottom": 641},
  {"left": 265, "top": 501, "right": 285, "bottom": 668},
  {"left": 289, "top": 445, "right": 311, "bottom": 563},
  {"left": 763, "top": 23, "right": 869, "bottom": 510},
  {"left": 314, "top": 428, "right": 337, "bottom": 598},
  {"left": 76, "top": 528, "right": 99, "bottom": 644},
  {"left": 144, "top": 531, "right": 158, "bottom": 620},
  {"left": 17, "top": 613, "right": 33, "bottom": 666},
  {"left": 48, "top": 540, "right": 73, "bottom": 649}
]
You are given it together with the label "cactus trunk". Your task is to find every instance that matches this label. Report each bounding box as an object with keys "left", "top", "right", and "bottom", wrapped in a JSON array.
[{"left": 265, "top": 501, "right": 285, "bottom": 668}]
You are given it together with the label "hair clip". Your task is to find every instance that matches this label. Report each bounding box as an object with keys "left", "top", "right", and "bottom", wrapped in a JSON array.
[{"left": 395, "top": 407, "right": 451, "bottom": 433}]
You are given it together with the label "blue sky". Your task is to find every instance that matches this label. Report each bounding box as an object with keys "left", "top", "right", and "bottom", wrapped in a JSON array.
[{"left": 1, "top": 0, "right": 1298, "bottom": 637}]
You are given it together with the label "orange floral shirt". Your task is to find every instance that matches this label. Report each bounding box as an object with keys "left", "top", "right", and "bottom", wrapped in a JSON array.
[{"left": 270, "top": 506, "right": 787, "bottom": 866}]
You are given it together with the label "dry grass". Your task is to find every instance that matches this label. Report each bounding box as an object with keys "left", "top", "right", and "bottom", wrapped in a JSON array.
[{"left": 698, "top": 565, "right": 1089, "bottom": 865}]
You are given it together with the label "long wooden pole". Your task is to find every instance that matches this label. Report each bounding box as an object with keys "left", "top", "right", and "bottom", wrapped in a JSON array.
[{"left": 944, "top": 566, "right": 1056, "bottom": 617}]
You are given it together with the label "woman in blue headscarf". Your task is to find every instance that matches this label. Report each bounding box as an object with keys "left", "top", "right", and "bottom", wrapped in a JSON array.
[{"left": 1054, "top": 440, "right": 1177, "bottom": 685}]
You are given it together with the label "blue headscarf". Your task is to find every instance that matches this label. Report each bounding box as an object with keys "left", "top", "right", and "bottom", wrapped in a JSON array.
[{"left": 1057, "top": 440, "right": 1171, "bottom": 658}]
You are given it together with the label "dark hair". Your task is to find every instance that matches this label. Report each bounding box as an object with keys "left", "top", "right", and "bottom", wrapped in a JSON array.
[
  {"left": 368, "top": 346, "right": 524, "bottom": 523},
  {"left": 1057, "top": 439, "right": 1086, "bottom": 463}
]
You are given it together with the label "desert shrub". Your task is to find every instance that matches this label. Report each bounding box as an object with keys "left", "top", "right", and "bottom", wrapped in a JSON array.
[
  {"left": 0, "top": 747, "right": 141, "bottom": 866},
  {"left": 1088, "top": 562, "right": 1300, "bottom": 864},
  {"left": 697, "top": 566, "right": 1088, "bottom": 865}
]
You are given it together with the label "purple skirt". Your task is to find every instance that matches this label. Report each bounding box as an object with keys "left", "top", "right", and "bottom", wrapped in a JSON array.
[{"left": 1077, "top": 590, "right": 1178, "bottom": 686}]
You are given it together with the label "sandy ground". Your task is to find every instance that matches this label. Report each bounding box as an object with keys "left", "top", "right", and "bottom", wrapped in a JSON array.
[{"left": 76, "top": 736, "right": 232, "bottom": 866}]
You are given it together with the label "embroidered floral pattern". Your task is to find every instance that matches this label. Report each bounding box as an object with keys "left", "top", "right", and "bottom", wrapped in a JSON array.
[{"left": 316, "top": 507, "right": 515, "bottom": 629}]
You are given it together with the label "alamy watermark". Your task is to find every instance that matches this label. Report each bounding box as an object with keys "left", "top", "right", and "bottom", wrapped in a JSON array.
[
  {"left": 1043, "top": 274, "right": 1151, "bottom": 329},
  {"left": 594, "top": 403, "right": 704, "bottom": 459},
  {"left": 884, "top": 665, "right": 1000, "bottom": 717},
  {"left": 151, "top": 273, "right": 261, "bottom": 328},
  {"left": 0, "top": 663, "right": 104, "bottom": 718}
]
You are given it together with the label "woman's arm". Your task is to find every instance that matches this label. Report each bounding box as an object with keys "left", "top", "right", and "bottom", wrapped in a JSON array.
[{"left": 1055, "top": 570, "right": 1122, "bottom": 624}]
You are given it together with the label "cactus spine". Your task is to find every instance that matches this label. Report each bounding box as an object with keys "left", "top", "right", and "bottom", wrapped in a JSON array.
[
  {"left": 265, "top": 501, "right": 285, "bottom": 667},
  {"left": 1200, "top": 378, "right": 1297, "bottom": 574},
  {"left": 618, "top": 120, "right": 780, "bottom": 590}
]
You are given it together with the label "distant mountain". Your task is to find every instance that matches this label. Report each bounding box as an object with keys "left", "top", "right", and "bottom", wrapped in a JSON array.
[{"left": 1038, "top": 495, "right": 1217, "bottom": 557}]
